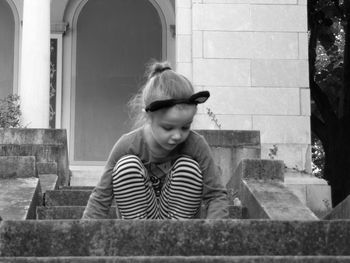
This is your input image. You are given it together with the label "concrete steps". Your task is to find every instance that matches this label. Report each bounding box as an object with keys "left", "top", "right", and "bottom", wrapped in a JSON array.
[
  {"left": 37, "top": 187, "right": 243, "bottom": 219},
  {"left": 1, "top": 220, "right": 350, "bottom": 257},
  {"left": 1, "top": 256, "right": 350, "bottom": 262}
]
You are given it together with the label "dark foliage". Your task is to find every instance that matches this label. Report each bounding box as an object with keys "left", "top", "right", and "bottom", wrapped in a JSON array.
[{"left": 308, "top": 0, "right": 350, "bottom": 206}]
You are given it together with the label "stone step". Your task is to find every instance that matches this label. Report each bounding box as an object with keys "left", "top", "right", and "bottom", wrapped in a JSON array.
[
  {"left": 1, "top": 220, "right": 350, "bottom": 257},
  {"left": 1, "top": 256, "right": 350, "bottom": 262},
  {"left": 36, "top": 205, "right": 243, "bottom": 220},
  {"left": 43, "top": 189, "right": 243, "bottom": 219},
  {"left": 44, "top": 190, "right": 92, "bottom": 206},
  {"left": 324, "top": 194, "right": 350, "bottom": 220},
  {"left": 0, "top": 177, "right": 41, "bottom": 220},
  {"left": 36, "top": 206, "right": 118, "bottom": 219},
  {"left": 232, "top": 159, "right": 318, "bottom": 220}
]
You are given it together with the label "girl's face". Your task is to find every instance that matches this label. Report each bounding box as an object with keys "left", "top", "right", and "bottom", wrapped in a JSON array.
[{"left": 148, "top": 105, "right": 197, "bottom": 156}]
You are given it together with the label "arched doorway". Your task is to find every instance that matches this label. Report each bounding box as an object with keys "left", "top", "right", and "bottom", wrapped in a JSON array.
[{"left": 71, "top": 0, "right": 166, "bottom": 164}]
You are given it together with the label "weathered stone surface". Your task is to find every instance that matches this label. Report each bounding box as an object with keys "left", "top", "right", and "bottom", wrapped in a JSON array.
[
  {"left": 240, "top": 180, "right": 318, "bottom": 220},
  {"left": 45, "top": 190, "right": 92, "bottom": 206},
  {"left": 227, "top": 205, "right": 245, "bottom": 219},
  {"left": 37, "top": 161, "right": 57, "bottom": 175},
  {"left": 1, "top": 220, "right": 350, "bottom": 257},
  {"left": 59, "top": 186, "right": 95, "bottom": 191},
  {"left": 324, "top": 194, "right": 350, "bottom": 220},
  {"left": 0, "top": 156, "right": 37, "bottom": 179},
  {"left": 36, "top": 206, "right": 117, "bottom": 219},
  {"left": 0, "top": 129, "right": 70, "bottom": 186},
  {"left": 195, "top": 130, "right": 261, "bottom": 187},
  {"left": 39, "top": 174, "right": 58, "bottom": 195},
  {"left": 1, "top": 256, "right": 350, "bottom": 262},
  {"left": 0, "top": 178, "right": 41, "bottom": 220},
  {"left": 195, "top": 130, "right": 260, "bottom": 148},
  {"left": 235, "top": 159, "right": 285, "bottom": 181}
]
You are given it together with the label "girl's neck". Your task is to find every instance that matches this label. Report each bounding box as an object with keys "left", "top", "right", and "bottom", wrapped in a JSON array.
[{"left": 143, "top": 125, "right": 172, "bottom": 160}]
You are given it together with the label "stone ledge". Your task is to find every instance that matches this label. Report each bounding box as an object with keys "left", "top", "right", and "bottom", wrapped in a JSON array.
[
  {"left": 39, "top": 174, "right": 58, "bottom": 194},
  {"left": 236, "top": 159, "right": 285, "bottom": 182},
  {"left": 0, "top": 156, "right": 37, "bottom": 179},
  {"left": 36, "top": 206, "right": 117, "bottom": 220},
  {"left": 195, "top": 130, "right": 260, "bottom": 148},
  {"left": 0, "top": 128, "right": 70, "bottom": 186},
  {"left": 1, "top": 256, "right": 350, "bottom": 263},
  {"left": 0, "top": 128, "right": 67, "bottom": 145},
  {"left": 1, "top": 220, "right": 350, "bottom": 257},
  {"left": 0, "top": 178, "right": 41, "bottom": 220},
  {"left": 240, "top": 180, "right": 318, "bottom": 220},
  {"left": 324, "top": 195, "right": 350, "bottom": 220},
  {"left": 45, "top": 190, "right": 92, "bottom": 206}
]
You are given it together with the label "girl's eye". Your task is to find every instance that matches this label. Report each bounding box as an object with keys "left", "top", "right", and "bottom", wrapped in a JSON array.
[
  {"left": 182, "top": 126, "right": 190, "bottom": 131},
  {"left": 162, "top": 126, "right": 173, "bottom": 131}
]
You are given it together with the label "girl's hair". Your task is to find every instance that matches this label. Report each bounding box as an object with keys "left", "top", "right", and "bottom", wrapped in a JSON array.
[{"left": 128, "top": 61, "right": 195, "bottom": 129}]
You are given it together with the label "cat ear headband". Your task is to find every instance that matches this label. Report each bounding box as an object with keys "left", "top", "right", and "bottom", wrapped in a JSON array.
[{"left": 145, "top": 91, "right": 210, "bottom": 112}]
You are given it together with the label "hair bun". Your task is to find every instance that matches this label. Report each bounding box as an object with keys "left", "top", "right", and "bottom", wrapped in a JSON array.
[{"left": 148, "top": 62, "right": 172, "bottom": 79}]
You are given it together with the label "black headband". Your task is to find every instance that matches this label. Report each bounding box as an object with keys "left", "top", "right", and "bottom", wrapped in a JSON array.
[{"left": 145, "top": 91, "right": 210, "bottom": 112}]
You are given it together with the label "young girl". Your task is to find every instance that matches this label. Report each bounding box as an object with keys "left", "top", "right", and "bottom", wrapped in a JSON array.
[{"left": 82, "top": 61, "right": 228, "bottom": 219}]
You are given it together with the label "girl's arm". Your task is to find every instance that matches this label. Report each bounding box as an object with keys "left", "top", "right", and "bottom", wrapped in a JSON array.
[
  {"left": 82, "top": 135, "right": 129, "bottom": 219},
  {"left": 81, "top": 167, "right": 114, "bottom": 219},
  {"left": 195, "top": 135, "right": 229, "bottom": 219}
]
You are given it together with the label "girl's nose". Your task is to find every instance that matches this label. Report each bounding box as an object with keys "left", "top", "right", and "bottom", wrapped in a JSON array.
[{"left": 171, "top": 130, "right": 181, "bottom": 141}]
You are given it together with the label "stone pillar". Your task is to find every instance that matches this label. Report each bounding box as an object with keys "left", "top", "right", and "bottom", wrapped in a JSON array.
[{"left": 19, "top": 0, "right": 50, "bottom": 128}]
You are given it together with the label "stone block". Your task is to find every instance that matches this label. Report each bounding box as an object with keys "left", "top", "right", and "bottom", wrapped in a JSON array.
[
  {"left": 192, "top": 113, "right": 252, "bottom": 131},
  {"left": 177, "top": 35, "right": 191, "bottom": 62},
  {"left": 192, "top": 30, "right": 203, "bottom": 58},
  {"left": 2, "top": 256, "right": 350, "bottom": 262},
  {"left": 203, "top": 87, "right": 300, "bottom": 115},
  {"left": 251, "top": 59, "right": 309, "bottom": 87},
  {"left": 36, "top": 206, "right": 118, "bottom": 219},
  {"left": 0, "top": 129, "right": 70, "bottom": 186},
  {"left": 194, "top": 130, "right": 260, "bottom": 186},
  {"left": 260, "top": 143, "right": 312, "bottom": 173},
  {"left": 301, "top": 88, "right": 311, "bottom": 116},
  {"left": 299, "top": 32, "right": 309, "bottom": 59},
  {"left": 37, "top": 161, "right": 57, "bottom": 175},
  {"left": 45, "top": 190, "right": 92, "bottom": 206},
  {"left": 251, "top": 5, "right": 307, "bottom": 32},
  {"left": 177, "top": 0, "right": 191, "bottom": 8},
  {"left": 195, "top": 130, "right": 260, "bottom": 147},
  {"left": 0, "top": 177, "right": 41, "bottom": 220},
  {"left": 306, "top": 184, "right": 332, "bottom": 218},
  {"left": 204, "top": 0, "right": 297, "bottom": 2},
  {"left": 284, "top": 170, "right": 331, "bottom": 218},
  {"left": 2, "top": 220, "right": 350, "bottom": 256},
  {"left": 250, "top": 0, "right": 297, "bottom": 3},
  {"left": 234, "top": 159, "right": 285, "bottom": 181},
  {"left": 204, "top": 32, "right": 298, "bottom": 59},
  {"left": 240, "top": 180, "right": 318, "bottom": 220},
  {"left": 0, "top": 156, "right": 37, "bottom": 179},
  {"left": 193, "top": 4, "right": 251, "bottom": 31},
  {"left": 176, "top": 7, "right": 191, "bottom": 35},
  {"left": 324, "top": 195, "right": 350, "bottom": 220},
  {"left": 193, "top": 59, "right": 251, "bottom": 86},
  {"left": 253, "top": 116, "right": 311, "bottom": 144},
  {"left": 39, "top": 174, "right": 58, "bottom": 194},
  {"left": 175, "top": 62, "right": 192, "bottom": 81}
]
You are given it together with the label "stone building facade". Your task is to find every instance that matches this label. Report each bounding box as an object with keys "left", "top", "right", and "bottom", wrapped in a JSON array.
[{"left": 1, "top": 0, "right": 310, "bottom": 171}]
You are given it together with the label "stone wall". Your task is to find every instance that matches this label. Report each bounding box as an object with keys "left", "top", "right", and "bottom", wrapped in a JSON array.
[{"left": 176, "top": 0, "right": 310, "bottom": 173}]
